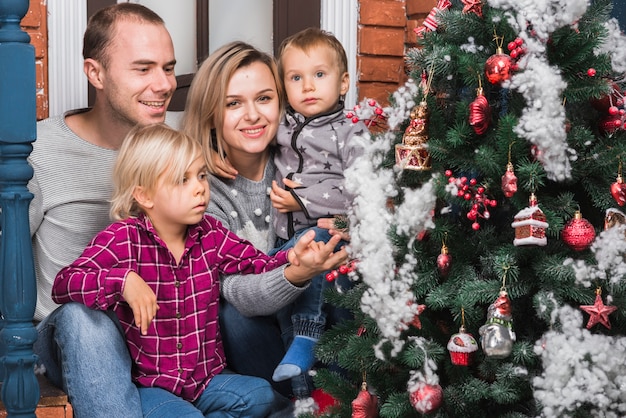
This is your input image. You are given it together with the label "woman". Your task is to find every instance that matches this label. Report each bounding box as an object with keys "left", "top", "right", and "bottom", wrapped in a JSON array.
[{"left": 181, "top": 42, "right": 348, "bottom": 404}]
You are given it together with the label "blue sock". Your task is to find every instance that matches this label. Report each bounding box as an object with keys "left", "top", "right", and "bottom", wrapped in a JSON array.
[{"left": 272, "top": 336, "right": 317, "bottom": 382}]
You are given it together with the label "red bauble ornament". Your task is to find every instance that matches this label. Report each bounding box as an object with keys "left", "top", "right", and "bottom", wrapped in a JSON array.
[
  {"left": 611, "top": 175, "right": 626, "bottom": 206},
  {"left": 409, "top": 384, "right": 443, "bottom": 414},
  {"left": 469, "top": 87, "right": 491, "bottom": 134},
  {"left": 351, "top": 383, "right": 379, "bottom": 418},
  {"left": 580, "top": 289, "right": 617, "bottom": 330},
  {"left": 485, "top": 48, "right": 512, "bottom": 84},
  {"left": 436, "top": 244, "right": 452, "bottom": 277},
  {"left": 501, "top": 162, "right": 518, "bottom": 198},
  {"left": 561, "top": 211, "right": 596, "bottom": 251}
]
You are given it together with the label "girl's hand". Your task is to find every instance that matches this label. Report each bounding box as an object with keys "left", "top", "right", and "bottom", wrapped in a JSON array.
[
  {"left": 123, "top": 271, "right": 159, "bottom": 335},
  {"left": 285, "top": 230, "right": 348, "bottom": 286}
]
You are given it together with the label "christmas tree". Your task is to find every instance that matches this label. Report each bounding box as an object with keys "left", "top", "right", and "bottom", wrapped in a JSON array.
[{"left": 308, "top": 0, "right": 626, "bottom": 417}]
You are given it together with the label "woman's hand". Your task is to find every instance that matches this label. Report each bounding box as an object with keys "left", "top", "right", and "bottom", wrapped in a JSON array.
[
  {"left": 285, "top": 230, "right": 348, "bottom": 286},
  {"left": 123, "top": 271, "right": 159, "bottom": 335},
  {"left": 270, "top": 180, "right": 302, "bottom": 213},
  {"left": 317, "top": 217, "right": 351, "bottom": 242}
]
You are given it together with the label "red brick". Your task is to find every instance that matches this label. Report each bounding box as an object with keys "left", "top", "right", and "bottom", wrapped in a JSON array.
[
  {"left": 360, "top": 0, "right": 406, "bottom": 27},
  {"left": 358, "top": 81, "right": 402, "bottom": 107},
  {"left": 358, "top": 55, "right": 405, "bottom": 83},
  {"left": 406, "top": 19, "right": 421, "bottom": 45},
  {"left": 406, "top": 0, "right": 438, "bottom": 16},
  {"left": 359, "top": 26, "right": 406, "bottom": 56}
]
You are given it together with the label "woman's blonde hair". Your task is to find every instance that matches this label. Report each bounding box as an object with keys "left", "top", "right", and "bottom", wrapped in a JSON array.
[
  {"left": 110, "top": 123, "right": 206, "bottom": 220},
  {"left": 180, "top": 41, "right": 284, "bottom": 173}
]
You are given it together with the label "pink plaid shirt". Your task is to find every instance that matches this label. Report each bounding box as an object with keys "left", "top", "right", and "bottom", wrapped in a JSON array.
[{"left": 52, "top": 213, "right": 288, "bottom": 401}]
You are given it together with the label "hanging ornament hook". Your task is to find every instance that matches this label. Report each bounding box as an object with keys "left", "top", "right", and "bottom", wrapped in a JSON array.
[{"left": 501, "top": 265, "right": 509, "bottom": 292}]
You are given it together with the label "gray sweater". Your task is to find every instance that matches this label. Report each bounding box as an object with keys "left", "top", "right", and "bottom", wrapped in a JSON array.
[{"left": 207, "top": 158, "right": 307, "bottom": 316}]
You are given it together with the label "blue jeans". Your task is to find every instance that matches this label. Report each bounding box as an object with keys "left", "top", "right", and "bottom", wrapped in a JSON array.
[
  {"left": 272, "top": 227, "right": 348, "bottom": 341},
  {"left": 34, "top": 303, "right": 142, "bottom": 418},
  {"left": 219, "top": 300, "right": 295, "bottom": 396},
  {"left": 138, "top": 371, "right": 274, "bottom": 417}
]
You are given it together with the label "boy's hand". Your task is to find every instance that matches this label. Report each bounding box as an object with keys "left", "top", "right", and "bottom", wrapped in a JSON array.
[
  {"left": 317, "top": 217, "right": 351, "bottom": 242},
  {"left": 271, "top": 180, "right": 302, "bottom": 213},
  {"left": 285, "top": 230, "right": 348, "bottom": 286},
  {"left": 123, "top": 271, "right": 159, "bottom": 335}
]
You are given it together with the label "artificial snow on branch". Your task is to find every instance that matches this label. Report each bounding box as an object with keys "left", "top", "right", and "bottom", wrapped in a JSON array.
[
  {"left": 597, "top": 18, "right": 626, "bottom": 75},
  {"left": 345, "top": 92, "right": 437, "bottom": 350},
  {"left": 566, "top": 224, "right": 626, "bottom": 287},
  {"left": 534, "top": 304, "right": 626, "bottom": 417}
]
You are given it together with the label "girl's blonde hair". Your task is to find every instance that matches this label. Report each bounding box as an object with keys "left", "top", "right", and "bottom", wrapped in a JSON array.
[
  {"left": 110, "top": 123, "right": 206, "bottom": 220},
  {"left": 180, "top": 41, "right": 284, "bottom": 173}
]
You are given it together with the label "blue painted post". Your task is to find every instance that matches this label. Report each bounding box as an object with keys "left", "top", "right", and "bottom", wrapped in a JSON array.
[{"left": 0, "top": 0, "right": 39, "bottom": 416}]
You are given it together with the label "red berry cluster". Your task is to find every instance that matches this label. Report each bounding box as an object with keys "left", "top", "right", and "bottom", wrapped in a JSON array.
[
  {"left": 506, "top": 37, "right": 526, "bottom": 71},
  {"left": 325, "top": 259, "right": 358, "bottom": 282},
  {"left": 445, "top": 170, "right": 497, "bottom": 230},
  {"left": 346, "top": 99, "right": 387, "bottom": 129}
]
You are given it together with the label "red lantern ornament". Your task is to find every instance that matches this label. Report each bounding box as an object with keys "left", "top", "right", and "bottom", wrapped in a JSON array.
[
  {"left": 562, "top": 211, "right": 596, "bottom": 251},
  {"left": 351, "top": 381, "right": 378, "bottom": 418},
  {"left": 436, "top": 243, "right": 452, "bottom": 277},
  {"left": 409, "top": 383, "right": 443, "bottom": 414},
  {"left": 485, "top": 46, "right": 512, "bottom": 84},
  {"left": 611, "top": 169, "right": 626, "bottom": 207},
  {"left": 469, "top": 84, "right": 491, "bottom": 134},
  {"left": 501, "top": 162, "right": 518, "bottom": 198},
  {"left": 580, "top": 288, "right": 618, "bottom": 330}
]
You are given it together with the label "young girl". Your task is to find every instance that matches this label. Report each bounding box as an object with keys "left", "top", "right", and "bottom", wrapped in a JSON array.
[{"left": 51, "top": 123, "right": 340, "bottom": 417}]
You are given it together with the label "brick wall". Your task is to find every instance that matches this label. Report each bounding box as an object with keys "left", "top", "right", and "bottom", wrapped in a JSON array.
[
  {"left": 356, "top": 0, "right": 437, "bottom": 106},
  {"left": 21, "top": 0, "right": 48, "bottom": 120}
]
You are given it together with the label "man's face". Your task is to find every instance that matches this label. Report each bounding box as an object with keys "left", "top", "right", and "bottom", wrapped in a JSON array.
[{"left": 97, "top": 20, "right": 177, "bottom": 128}]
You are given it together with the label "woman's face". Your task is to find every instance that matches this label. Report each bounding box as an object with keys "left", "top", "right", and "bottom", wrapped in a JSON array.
[{"left": 221, "top": 61, "right": 280, "bottom": 160}]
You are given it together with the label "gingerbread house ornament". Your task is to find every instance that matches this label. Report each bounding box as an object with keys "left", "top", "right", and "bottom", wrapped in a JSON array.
[{"left": 511, "top": 193, "right": 548, "bottom": 246}]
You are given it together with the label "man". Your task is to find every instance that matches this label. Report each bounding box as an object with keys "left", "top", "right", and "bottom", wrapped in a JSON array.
[{"left": 30, "top": 4, "right": 177, "bottom": 417}]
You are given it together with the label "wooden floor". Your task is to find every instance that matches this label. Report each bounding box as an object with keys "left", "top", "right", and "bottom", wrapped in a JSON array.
[{"left": 0, "top": 375, "right": 72, "bottom": 418}]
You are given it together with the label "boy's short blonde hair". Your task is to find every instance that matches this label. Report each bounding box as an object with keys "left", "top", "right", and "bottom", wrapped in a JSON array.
[
  {"left": 110, "top": 123, "right": 206, "bottom": 220},
  {"left": 277, "top": 27, "right": 348, "bottom": 81}
]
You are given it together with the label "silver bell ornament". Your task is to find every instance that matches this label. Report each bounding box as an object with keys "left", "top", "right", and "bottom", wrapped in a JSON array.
[{"left": 479, "top": 290, "right": 516, "bottom": 358}]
